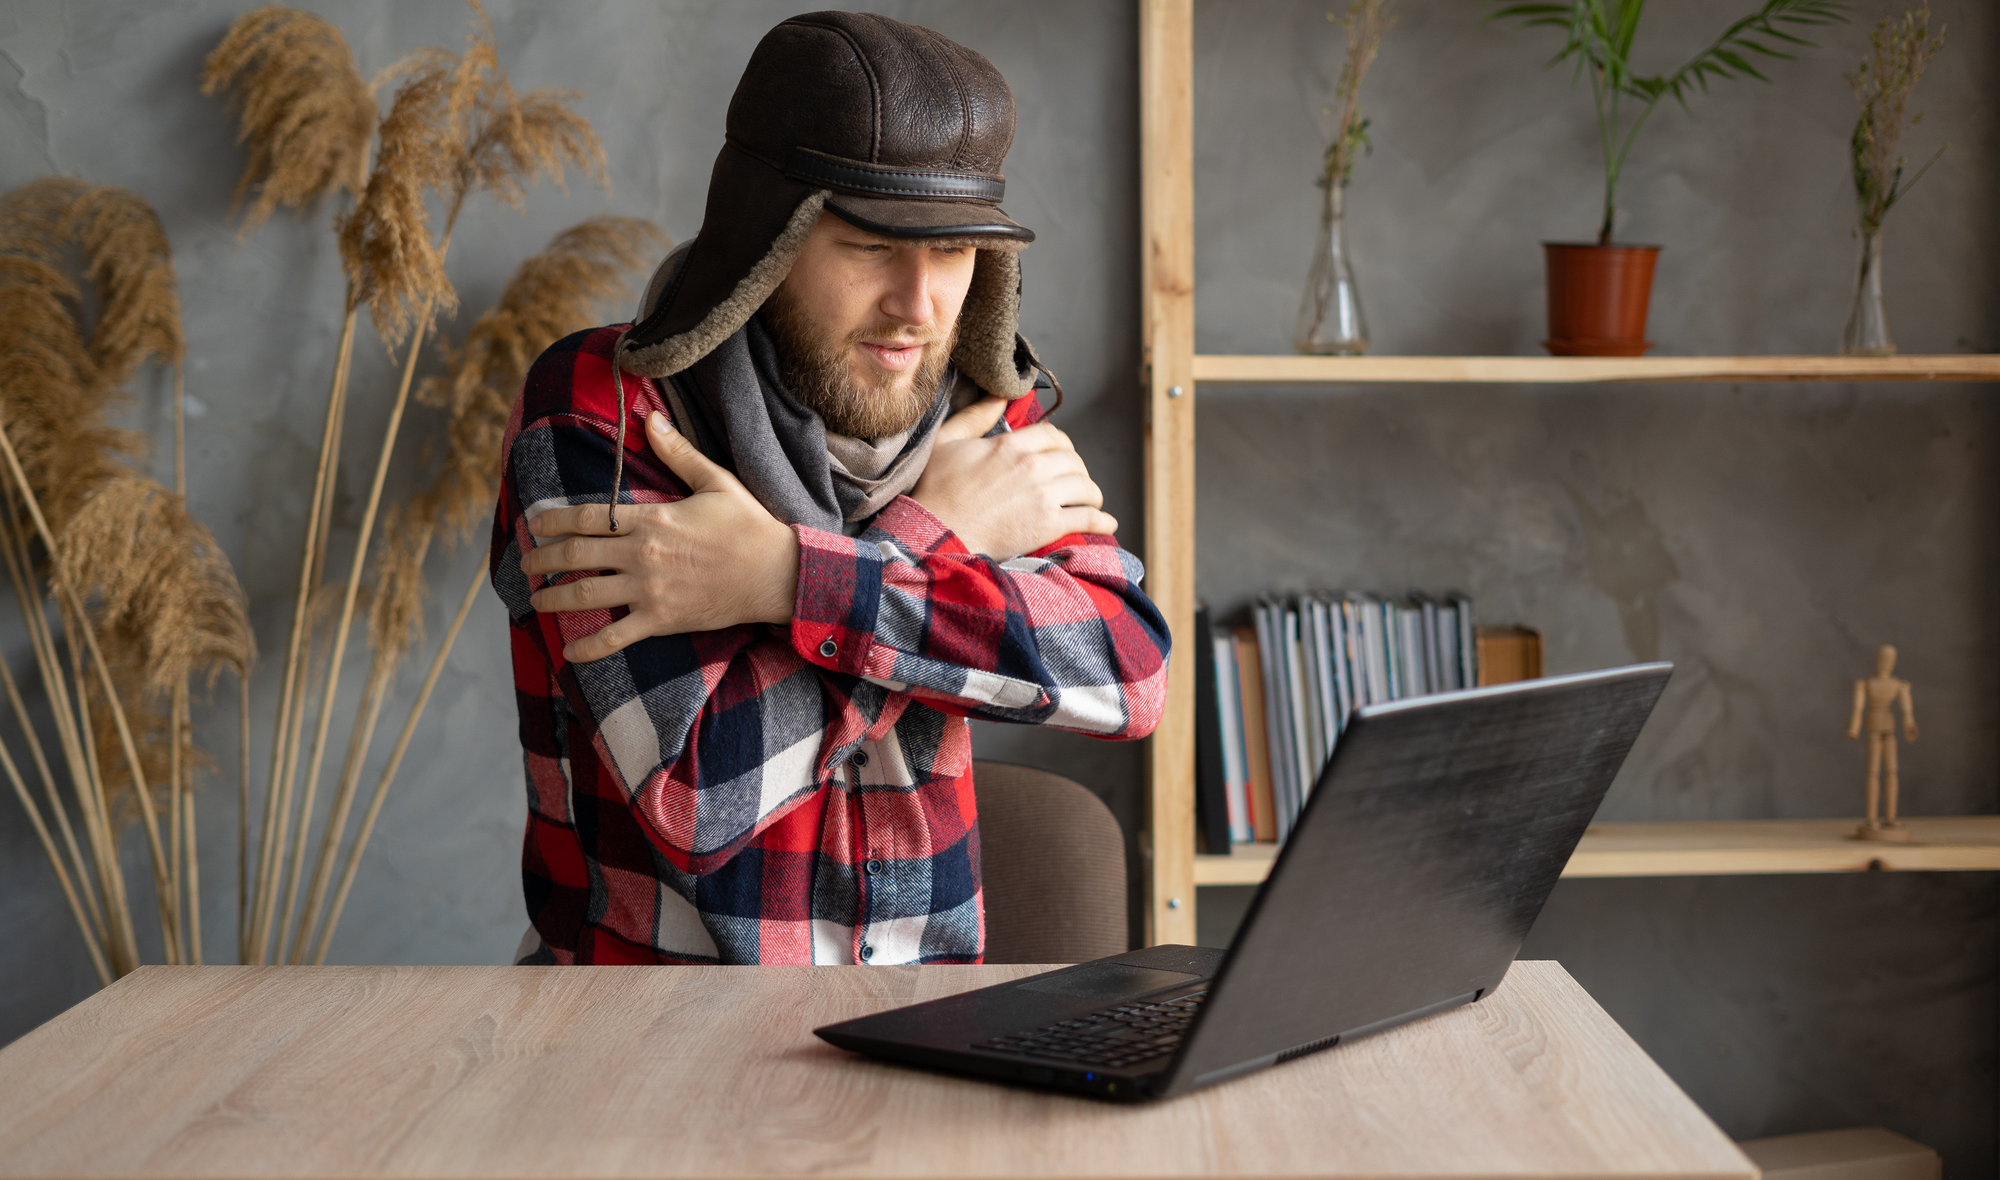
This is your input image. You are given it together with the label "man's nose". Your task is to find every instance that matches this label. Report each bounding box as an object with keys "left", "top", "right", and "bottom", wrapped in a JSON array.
[{"left": 879, "top": 250, "right": 934, "bottom": 327}]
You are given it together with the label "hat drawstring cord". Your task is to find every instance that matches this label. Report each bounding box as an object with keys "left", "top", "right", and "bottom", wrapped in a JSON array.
[
  {"left": 1016, "top": 332, "right": 1064, "bottom": 417},
  {"left": 608, "top": 331, "right": 631, "bottom": 535}
]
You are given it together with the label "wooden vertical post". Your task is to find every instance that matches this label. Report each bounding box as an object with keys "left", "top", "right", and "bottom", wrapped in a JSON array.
[{"left": 1140, "top": 0, "right": 1197, "bottom": 946}]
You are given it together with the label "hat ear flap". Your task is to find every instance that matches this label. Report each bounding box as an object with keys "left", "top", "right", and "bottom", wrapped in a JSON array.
[
  {"left": 951, "top": 249, "right": 1033, "bottom": 400},
  {"left": 622, "top": 190, "right": 828, "bottom": 379}
]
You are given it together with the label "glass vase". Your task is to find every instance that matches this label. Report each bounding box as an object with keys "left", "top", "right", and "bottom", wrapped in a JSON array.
[
  {"left": 1840, "top": 225, "right": 1895, "bottom": 357},
  {"left": 1294, "top": 184, "right": 1369, "bottom": 355}
]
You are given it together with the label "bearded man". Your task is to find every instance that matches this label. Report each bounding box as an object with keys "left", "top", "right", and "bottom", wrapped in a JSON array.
[{"left": 490, "top": 12, "right": 1168, "bottom": 966}]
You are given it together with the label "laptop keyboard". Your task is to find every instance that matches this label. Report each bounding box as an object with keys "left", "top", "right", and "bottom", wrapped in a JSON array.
[{"left": 975, "top": 990, "right": 1208, "bottom": 1070}]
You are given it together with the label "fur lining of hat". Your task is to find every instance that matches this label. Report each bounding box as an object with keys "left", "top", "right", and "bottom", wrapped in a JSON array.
[
  {"left": 619, "top": 191, "right": 1032, "bottom": 399},
  {"left": 620, "top": 190, "right": 831, "bottom": 379},
  {"left": 950, "top": 249, "right": 1030, "bottom": 399}
]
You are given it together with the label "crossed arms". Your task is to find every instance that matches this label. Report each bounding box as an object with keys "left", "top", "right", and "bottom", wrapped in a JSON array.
[{"left": 490, "top": 327, "right": 1169, "bottom": 874}]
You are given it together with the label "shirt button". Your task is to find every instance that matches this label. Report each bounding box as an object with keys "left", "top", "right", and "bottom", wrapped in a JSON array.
[
  {"left": 865, "top": 859, "right": 883, "bottom": 875},
  {"left": 818, "top": 638, "right": 837, "bottom": 658},
  {"left": 851, "top": 749, "right": 870, "bottom": 768},
  {"left": 859, "top": 943, "right": 874, "bottom": 961}
]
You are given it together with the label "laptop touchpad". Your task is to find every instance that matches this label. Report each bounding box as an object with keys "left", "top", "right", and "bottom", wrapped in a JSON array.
[{"left": 1016, "top": 963, "right": 1200, "bottom": 1001}]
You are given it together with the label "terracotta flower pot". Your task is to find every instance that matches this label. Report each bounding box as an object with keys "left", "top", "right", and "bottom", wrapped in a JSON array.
[{"left": 1542, "top": 243, "right": 1661, "bottom": 357}]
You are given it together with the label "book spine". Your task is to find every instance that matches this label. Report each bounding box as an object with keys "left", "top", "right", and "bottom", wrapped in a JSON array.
[
  {"left": 1401, "top": 604, "right": 1428, "bottom": 697},
  {"left": 1437, "top": 600, "right": 1462, "bottom": 692},
  {"left": 1379, "top": 599, "right": 1402, "bottom": 700},
  {"left": 1311, "top": 598, "right": 1339, "bottom": 751},
  {"left": 1361, "top": 597, "right": 1388, "bottom": 705},
  {"left": 1252, "top": 602, "right": 1294, "bottom": 841},
  {"left": 1452, "top": 592, "right": 1478, "bottom": 688},
  {"left": 1341, "top": 597, "right": 1367, "bottom": 709},
  {"left": 1285, "top": 607, "right": 1312, "bottom": 811},
  {"left": 1215, "top": 634, "right": 1252, "bottom": 844},
  {"left": 1419, "top": 595, "right": 1443, "bottom": 695},
  {"left": 1233, "top": 626, "right": 1278, "bottom": 844},
  {"left": 1192, "top": 606, "right": 1232, "bottom": 855},
  {"left": 1298, "top": 597, "right": 1327, "bottom": 786},
  {"left": 1324, "top": 596, "right": 1352, "bottom": 737}
]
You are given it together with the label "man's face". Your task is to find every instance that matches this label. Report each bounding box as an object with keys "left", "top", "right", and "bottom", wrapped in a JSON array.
[{"left": 762, "top": 212, "right": 978, "bottom": 439}]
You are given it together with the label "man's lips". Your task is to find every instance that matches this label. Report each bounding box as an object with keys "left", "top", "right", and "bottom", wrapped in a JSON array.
[{"left": 859, "top": 340, "right": 926, "bottom": 372}]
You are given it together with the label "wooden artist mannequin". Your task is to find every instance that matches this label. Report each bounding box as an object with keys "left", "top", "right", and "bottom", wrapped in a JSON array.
[{"left": 1846, "top": 644, "right": 1918, "bottom": 842}]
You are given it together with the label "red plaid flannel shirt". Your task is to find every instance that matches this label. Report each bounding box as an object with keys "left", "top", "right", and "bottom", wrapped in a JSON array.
[{"left": 488, "top": 326, "right": 1170, "bottom": 964}]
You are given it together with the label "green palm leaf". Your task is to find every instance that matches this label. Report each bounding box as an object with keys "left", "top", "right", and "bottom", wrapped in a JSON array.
[{"left": 1487, "top": 0, "right": 1850, "bottom": 242}]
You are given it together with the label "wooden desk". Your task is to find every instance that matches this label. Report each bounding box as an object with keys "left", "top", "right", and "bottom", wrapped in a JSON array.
[{"left": 0, "top": 962, "right": 1750, "bottom": 1180}]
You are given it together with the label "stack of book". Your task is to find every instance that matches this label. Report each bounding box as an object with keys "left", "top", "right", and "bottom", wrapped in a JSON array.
[{"left": 1195, "top": 593, "right": 1479, "bottom": 852}]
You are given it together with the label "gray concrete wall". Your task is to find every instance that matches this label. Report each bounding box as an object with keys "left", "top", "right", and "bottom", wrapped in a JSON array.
[
  {"left": 0, "top": 0, "right": 1141, "bottom": 1012},
  {"left": 0, "top": 0, "right": 1993, "bottom": 1174}
]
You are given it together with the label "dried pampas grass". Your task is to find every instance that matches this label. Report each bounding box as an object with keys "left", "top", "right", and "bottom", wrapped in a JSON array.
[
  {"left": 421, "top": 216, "right": 665, "bottom": 538},
  {"left": 201, "top": 6, "right": 375, "bottom": 236},
  {"left": 367, "top": 216, "right": 664, "bottom": 680},
  {"left": 300, "top": 216, "right": 661, "bottom": 965},
  {"left": 60, "top": 189, "right": 184, "bottom": 387},
  {"left": 337, "top": 49, "right": 463, "bottom": 349},
  {"left": 54, "top": 477, "right": 254, "bottom": 695},
  {"left": 0, "top": 176, "right": 251, "bottom": 977},
  {"left": 274, "top": 5, "right": 614, "bottom": 965}
]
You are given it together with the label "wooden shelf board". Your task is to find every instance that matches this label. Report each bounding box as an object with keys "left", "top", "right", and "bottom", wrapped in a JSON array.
[
  {"left": 1566, "top": 816, "right": 2000, "bottom": 876},
  {"left": 1193, "top": 817, "right": 2000, "bottom": 887},
  {"left": 1192, "top": 354, "right": 2000, "bottom": 385},
  {"left": 1194, "top": 841, "right": 1279, "bottom": 886}
]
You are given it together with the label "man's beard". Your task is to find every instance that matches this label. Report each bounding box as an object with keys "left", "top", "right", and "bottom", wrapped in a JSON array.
[{"left": 762, "top": 285, "right": 956, "bottom": 440}]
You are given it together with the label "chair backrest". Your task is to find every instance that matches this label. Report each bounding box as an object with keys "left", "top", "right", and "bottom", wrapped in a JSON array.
[{"left": 971, "top": 759, "right": 1128, "bottom": 964}]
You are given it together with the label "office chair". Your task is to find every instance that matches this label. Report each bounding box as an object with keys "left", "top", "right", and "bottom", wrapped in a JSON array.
[{"left": 970, "top": 759, "right": 1129, "bottom": 964}]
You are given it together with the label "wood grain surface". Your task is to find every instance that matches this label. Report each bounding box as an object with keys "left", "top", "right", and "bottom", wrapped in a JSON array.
[
  {"left": 0, "top": 962, "right": 1750, "bottom": 1180},
  {"left": 1139, "top": 0, "right": 1198, "bottom": 946},
  {"left": 1565, "top": 816, "right": 2000, "bottom": 876}
]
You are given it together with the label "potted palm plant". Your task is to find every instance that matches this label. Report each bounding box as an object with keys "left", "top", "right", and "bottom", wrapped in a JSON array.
[{"left": 1490, "top": 0, "right": 1848, "bottom": 355}]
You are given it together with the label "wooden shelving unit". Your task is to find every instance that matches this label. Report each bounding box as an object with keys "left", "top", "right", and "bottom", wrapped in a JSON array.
[
  {"left": 1193, "top": 817, "right": 2000, "bottom": 887},
  {"left": 1135, "top": 0, "right": 2000, "bottom": 945}
]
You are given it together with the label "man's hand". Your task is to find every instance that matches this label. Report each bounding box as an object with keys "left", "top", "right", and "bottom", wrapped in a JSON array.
[
  {"left": 912, "top": 396, "right": 1118, "bottom": 558},
  {"left": 523, "top": 412, "right": 799, "bottom": 663}
]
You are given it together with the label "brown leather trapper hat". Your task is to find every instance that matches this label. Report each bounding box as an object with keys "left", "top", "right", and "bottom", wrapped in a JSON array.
[{"left": 619, "top": 11, "right": 1047, "bottom": 402}]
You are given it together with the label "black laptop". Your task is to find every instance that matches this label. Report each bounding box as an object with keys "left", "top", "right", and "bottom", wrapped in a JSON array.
[{"left": 814, "top": 662, "right": 1672, "bottom": 1101}]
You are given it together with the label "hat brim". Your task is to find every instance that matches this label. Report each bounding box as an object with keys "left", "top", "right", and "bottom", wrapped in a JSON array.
[{"left": 824, "top": 196, "right": 1034, "bottom": 244}]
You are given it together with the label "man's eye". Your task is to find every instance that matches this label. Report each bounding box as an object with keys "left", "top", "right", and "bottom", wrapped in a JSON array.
[{"left": 935, "top": 246, "right": 965, "bottom": 256}]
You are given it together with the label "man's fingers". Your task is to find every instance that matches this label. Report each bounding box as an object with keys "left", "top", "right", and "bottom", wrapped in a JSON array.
[
  {"left": 1044, "top": 473, "right": 1105, "bottom": 511},
  {"left": 527, "top": 503, "right": 624, "bottom": 538},
  {"left": 523, "top": 531, "right": 627, "bottom": 577},
  {"left": 937, "top": 395, "right": 1009, "bottom": 443},
  {"left": 530, "top": 573, "right": 636, "bottom": 616},
  {"left": 1059, "top": 507, "right": 1119, "bottom": 537},
  {"left": 645, "top": 412, "right": 741, "bottom": 496},
  {"left": 562, "top": 615, "right": 645, "bottom": 665},
  {"left": 1005, "top": 420, "right": 1076, "bottom": 453}
]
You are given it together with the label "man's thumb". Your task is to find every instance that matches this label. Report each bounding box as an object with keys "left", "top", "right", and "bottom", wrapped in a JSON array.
[
  {"left": 937, "top": 394, "right": 1009, "bottom": 443},
  {"left": 646, "top": 412, "right": 733, "bottom": 493}
]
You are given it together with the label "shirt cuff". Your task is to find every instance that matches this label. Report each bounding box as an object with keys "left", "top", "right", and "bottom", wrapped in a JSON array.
[
  {"left": 788, "top": 497, "right": 973, "bottom": 676},
  {"left": 789, "top": 522, "right": 883, "bottom": 675}
]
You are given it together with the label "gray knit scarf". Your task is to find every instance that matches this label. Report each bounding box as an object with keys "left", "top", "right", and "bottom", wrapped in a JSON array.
[{"left": 637, "top": 315, "right": 956, "bottom": 536}]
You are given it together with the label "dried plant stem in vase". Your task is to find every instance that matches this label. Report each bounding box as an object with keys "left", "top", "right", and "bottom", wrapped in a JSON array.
[
  {"left": 1841, "top": 5, "right": 1944, "bottom": 357},
  {"left": 1296, "top": 0, "right": 1394, "bottom": 356}
]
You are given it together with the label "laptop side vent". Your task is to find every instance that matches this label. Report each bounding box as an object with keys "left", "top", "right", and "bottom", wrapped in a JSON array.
[{"left": 1276, "top": 1033, "right": 1340, "bottom": 1064}]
